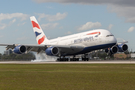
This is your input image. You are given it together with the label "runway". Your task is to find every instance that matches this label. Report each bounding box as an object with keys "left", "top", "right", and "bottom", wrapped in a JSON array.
[{"left": 0, "top": 60, "right": 135, "bottom": 64}]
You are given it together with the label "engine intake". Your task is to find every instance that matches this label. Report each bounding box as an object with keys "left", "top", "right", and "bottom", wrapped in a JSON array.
[
  {"left": 110, "top": 46, "right": 118, "bottom": 54},
  {"left": 45, "top": 47, "right": 59, "bottom": 56},
  {"left": 13, "top": 45, "right": 26, "bottom": 54},
  {"left": 105, "top": 46, "right": 118, "bottom": 55}
]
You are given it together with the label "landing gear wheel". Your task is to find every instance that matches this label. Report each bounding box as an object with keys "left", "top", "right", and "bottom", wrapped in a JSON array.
[
  {"left": 82, "top": 58, "right": 89, "bottom": 61},
  {"left": 57, "top": 58, "right": 68, "bottom": 61},
  {"left": 70, "top": 58, "right": 79, "bottom": 61}
]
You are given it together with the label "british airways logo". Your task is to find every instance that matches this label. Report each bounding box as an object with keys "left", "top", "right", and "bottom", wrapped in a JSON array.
[
  {"left": 74, "top": 36, "right": 94, "bottom": 44},
  {"left": 31, "top": 21, "right": 46, "bottom": 45}
]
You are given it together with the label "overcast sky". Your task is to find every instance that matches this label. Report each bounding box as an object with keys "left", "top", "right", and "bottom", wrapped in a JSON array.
[{"left": 0, "top": 0, "right": 135, "bottom": 53}]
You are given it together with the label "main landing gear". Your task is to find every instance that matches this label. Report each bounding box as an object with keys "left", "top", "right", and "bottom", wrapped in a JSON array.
[
  {"left": 56, "top": 54, "right": 89, "bottom": 61},
  {"left": 57, "top": 56, "right": 79, "bottom": 61},
  {"left": 82, "top": 54, "right": 89, "bottom": 61},
  {"left": 57, "top": 56, "right": 68, "bottom": 61},
  {"left": 57, "top": 58, "right": 68, "bottom": 61},
  {"left": 81, "top": 58, "right": 89, "bottom": 61}
]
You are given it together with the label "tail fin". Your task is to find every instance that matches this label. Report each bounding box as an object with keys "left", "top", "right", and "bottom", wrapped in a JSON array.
[{"left": 30, "top": 16, "right": 49, "bottom": 45}]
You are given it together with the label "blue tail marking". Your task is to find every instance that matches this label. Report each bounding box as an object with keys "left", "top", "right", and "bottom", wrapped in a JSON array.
[{"left": 35, "top": 32, "right": 41, "bottom": 37}]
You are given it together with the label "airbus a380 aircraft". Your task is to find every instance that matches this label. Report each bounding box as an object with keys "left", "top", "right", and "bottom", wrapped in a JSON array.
[{"left": 0, "top": 16, "right": 128, "bottom": 61}]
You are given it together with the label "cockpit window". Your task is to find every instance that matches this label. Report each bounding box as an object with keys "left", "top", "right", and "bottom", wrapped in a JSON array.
[{"left": 106, "top": 35, "right": 114, "bottom": 37}]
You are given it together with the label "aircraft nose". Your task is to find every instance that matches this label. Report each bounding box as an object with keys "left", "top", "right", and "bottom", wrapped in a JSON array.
[{"left": 112, "top": 36, "right": 117, "bottom": 44}]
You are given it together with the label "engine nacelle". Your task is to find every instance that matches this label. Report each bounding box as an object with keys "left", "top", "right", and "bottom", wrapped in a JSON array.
[
  {"left": 13, "top": 45, "right": 26, "bottom": 54},
  {"left": 105, "top": 46, "right": 118, "bottom": 54},
  {"left": 118, "top": 44, "right": 128, "bottom": 52},
  {"left": 45, "top": 47, "right": 59, "bottom": 56},
  {"left": 110, "top": 46, "right": 118, "bottom": 54}
]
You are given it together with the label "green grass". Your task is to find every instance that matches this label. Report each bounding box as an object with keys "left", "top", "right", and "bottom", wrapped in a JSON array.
[{"left": 0, "top": 64, "right": 135, "bottom": 90}]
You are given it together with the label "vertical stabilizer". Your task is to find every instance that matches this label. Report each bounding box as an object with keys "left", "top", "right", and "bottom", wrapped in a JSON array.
[{"left": 30, "top": 16, "right": 48, "bottom": 45}]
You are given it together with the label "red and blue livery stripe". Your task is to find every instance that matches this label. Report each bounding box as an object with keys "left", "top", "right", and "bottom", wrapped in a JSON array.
[
  {"left": 31, "top": 21, "right": 45, "bottom": 44},
  {"left": 87, "top": 32, "right": 100, "bottom": 35},
  {"left": 31, "top": 21, "right": 40, "bottom": 29},
  {"left": 38, "top": 35, "right": 46, "bottom": 45},
  {"left": 35, "top": 32, "right": 41, "bottom": 37}
]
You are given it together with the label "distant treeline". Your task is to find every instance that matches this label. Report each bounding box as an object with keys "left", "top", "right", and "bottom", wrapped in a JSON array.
[{"left": 0, "top": 52, "right": 36, "bottom": 61}]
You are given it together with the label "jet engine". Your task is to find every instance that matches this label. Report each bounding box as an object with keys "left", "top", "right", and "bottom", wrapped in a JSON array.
[
  {"left": 118, "top": 44, "right": 128, "bottom": 52},
  {"left": 13, "top": 45, "right": 26, "bottom": 54},
  {"left": 45, "top": 47, "right": 59, "bottom": 56},
  {"left": 105, "top": 46, "right": 118, "bottom": 54}
]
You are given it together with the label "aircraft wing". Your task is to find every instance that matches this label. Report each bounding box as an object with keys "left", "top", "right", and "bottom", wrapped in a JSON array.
[
  {"left": 0, "top": 44, "right": 46, "bottom": 53},
  {"left": 117, "top": 41, "right": 128, "bottom": 44},
  {"left": 0, "top": 44, "right": 84, "bottom": 54}
]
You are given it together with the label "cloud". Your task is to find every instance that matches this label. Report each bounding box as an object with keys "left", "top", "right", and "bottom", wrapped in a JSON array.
[
  {"left": 41, "top": 23, "right": 59, "bottom": 30},
  {"left": 0, "top": 24, "right": 7, "bottom": 30},
  {"left": 108, "top": 24, "right": 113, "bottom": 30},
  {"left": 0, "top": 13, "right": 29, "bottom": 22},
  {"left": 33, "top": 0, "right": 135, "bottom": 23},
  {"left": 108, "top": 5, "right": 135, "bottom": 23},
  {"left": 37, "top": 12, "right": 67, "bottom": 22},
  {"left": 78, "top": 22, "right": 102, "bottom": 31},
  {"left": 128, "top": 27, "right": 135, "bottom": 32},
  {"left": 0, "top": 13, "right": 28, "bottom": 30},
  {"left": 11, "top": 19, "right": 16, "bottom": 23},
  {"left": 8, "top": 19, "right": 16, "bottom": 26}
]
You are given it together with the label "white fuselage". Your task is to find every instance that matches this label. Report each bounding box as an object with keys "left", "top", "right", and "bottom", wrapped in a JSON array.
[{"left": 45, "top": 29, "right": 117, "bottom": 55}]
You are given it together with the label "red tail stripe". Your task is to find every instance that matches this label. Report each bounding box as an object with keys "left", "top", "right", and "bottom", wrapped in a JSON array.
[
  {"left": 87, "top": 32, "right": 100, "bottom": 35},
  {"left": 38, "top": 35, "right": 45, "bottom": 45},
  {"left": 31, "top": 21, "right": 40, "bottom": 29}
]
